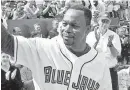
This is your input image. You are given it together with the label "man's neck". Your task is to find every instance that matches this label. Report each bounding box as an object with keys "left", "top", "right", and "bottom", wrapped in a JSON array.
[
  {"left": 99, "top": 28, "right": 107, "bottom": 36},
  {"left": 66, "top": 43, "right": 91, "bottom": 57}
]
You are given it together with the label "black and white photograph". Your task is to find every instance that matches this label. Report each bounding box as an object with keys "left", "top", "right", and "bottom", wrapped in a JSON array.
[{"left": 1, "top": 0, "right": 130, "bottom": 90}]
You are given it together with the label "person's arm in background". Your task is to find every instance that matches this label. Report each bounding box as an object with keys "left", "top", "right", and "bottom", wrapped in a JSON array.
[
  {"left": 108, "top": 34, "right": 121, "bottom": 58},
  {"left": 93, "top": 28, "right": 100, "bottom": 49},
  {"left": 12, "top": 11, "right": 20, "bottom": 20},
  {"left": 1, "top": 23, "right": 14, "bottom": 57},
  {"left": 42, "top": 4, "right": 51, "bottom": 15},
  {"left": 26, "top": 6, "right": 39, "bottom": 16}
]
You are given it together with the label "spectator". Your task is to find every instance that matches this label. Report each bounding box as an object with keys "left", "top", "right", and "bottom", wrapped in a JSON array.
[
  {"left": 24, "top": 0, "right": 39, "bottom": 19},
  {"left": 4, "top": 2, "right": 13, "bottom": 19},
  {"left": 1, "top": 17, "right": 8, "bottom": 29},
  {"left": 125, "top": 1, "right": 130, "bottom": 21},
  {"left": 13, "top": 27, "right": 22, "bottom": 36},
  {"left": 41, "top": 2, "right": 55, "bottom": 18},
  {"left": 117, "top": 26, "right": 129, "bottom": 64},
  {"left": 57, "top": 1, "right": 68, "bottom": 17},
  {"left": 16, "top": 65, "right": 35, "bottom": 90},
  {"left": 118, "top": 66, "right": 130, "bottom": 90},
  {"left": 1, "top": 52, "right": 23, "bottom": 90},
  {"left": 2, "top": 6, "right": 6, "bottom": 18},
  {"left": 119, "top": 1, "right": 128, "bottom": 20},
  {"left": 106, "top": 3, "right": 114, "bottom": 18},
  {"left": 48, "top": 19, "right": 59, "bottom": 39},
  {"left": 31, "top": 23, "right": 43, "bottom": 38},
  {"left": 36, "top": 4, "right": 44, "bottom": 18},
  {"left": 12, "top": 2, "right": 27, "bottom": 20},
  {"left": 86, "top": 13, "right": 121, "bottom": 90},
  {"left": 91, "top": 0, "right": 106, "bottom": 26},
  {"left": 112, "top": 4, "right": 120, "bottom": 18}
]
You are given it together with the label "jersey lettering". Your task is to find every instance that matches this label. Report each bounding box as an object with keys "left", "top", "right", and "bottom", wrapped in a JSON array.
[
  {"left": 72, "top": 75, "right": 100, "bottom": 90},
  {"left": 57, "top": 70, "right": 65, "bottom": 84},
  {"left": 44, "top": 66, "right": 52, "bottom": 83},
  {"left": 64, "top": 71, "right": 71, "bottom": 86},
  {"left": 44, "top": 66, "right": 100, "bottom": 90},
  {"left": 44, "top": 66, "right": 70, "bottom": 86}
]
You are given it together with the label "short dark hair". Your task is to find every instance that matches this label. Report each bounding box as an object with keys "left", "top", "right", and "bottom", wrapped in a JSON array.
[{"left": 68, "top": 5, "right": 92, "bottom": 26}]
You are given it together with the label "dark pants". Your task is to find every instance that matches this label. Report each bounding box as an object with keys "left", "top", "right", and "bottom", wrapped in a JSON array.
[{"left": 110, "top": 68, "right": 119, "bottom": 90}]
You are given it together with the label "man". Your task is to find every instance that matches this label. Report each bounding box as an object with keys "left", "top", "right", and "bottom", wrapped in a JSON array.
[
  {"left": 1, "top": 53, "right": 23, "bottom": 90},
  {"left": 32, "top": 23, "right": 43, "bottom": 38},
  {"left": 12, "top": 2, "right": 27, "bottom": 20},
  {"left": 4, "top": 2, "right": 12, "bottom": 19},
  {"left": 86, "top": 14, "right": 121, "bottom": 90},
  {"left": 2, "top": 5, "right": 112, "bottom": 90},
  {"left": 16, "top": 65, "right": 35, "bottom": 90},
  {"left": 13, "top": 27, "right": 22, "bottom": 36},
  {"left": 91, "top": 0, "right": 105, "bottom": 26},
  {"left": 24, "top": 0, "right": 39, "bottom": 19},
  {"left": 117, "top": 26, "right": 129, "bottom": 64}
]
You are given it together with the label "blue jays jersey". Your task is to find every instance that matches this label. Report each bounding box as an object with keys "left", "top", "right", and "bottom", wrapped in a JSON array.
[{"left": 14, "top": 36, "right": 112, "bottom": 90}]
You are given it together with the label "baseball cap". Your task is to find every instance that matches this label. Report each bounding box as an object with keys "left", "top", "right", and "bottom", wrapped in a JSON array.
[{"left": 97, "top": 13, "right": 111, "bottom": 23}]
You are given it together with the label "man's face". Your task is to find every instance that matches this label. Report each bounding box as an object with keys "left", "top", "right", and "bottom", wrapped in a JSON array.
[
  {"left": 60, "top": 9, "right": 90, "bottom": 47},
  {"left": 98, "top": 18, "right": 111, "bottom": 32},
  {"left": 1, "top": 53, "right": 10, "bottom": 66},
  {"left": 118, "top": 28, "right": 126, "bottom": 37},
  {"left": 34, "top": 24, "right": 41, "bottom": 33},
  {"left": 52, "top": 20, "right": 59, "bottom": 29},
  {"left": 14, "top": 27, "right": 22, "bottom": 35},
  {"left": 17, "top": 3, "right": 24, "bottom": 12}
]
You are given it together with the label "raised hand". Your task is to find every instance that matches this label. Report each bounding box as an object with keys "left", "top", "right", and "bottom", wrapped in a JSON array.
[
  {"left": 95, "top": 29, "right": 100, "bottom": 42},
  {"left": 108, "top": 35, "right": 114, "bottom": 47},
  {"left": 11, "top": 69, "right": 17, "bottom": 79},
  {"left": 5, "top": 71, "right": 11, "bottom": 80}
]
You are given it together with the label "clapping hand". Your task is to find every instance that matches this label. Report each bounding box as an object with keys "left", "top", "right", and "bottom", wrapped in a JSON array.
[
  {"left": 11, "top": 69, "right": 17, "bottom": 79},
  {"left": 5, "top": 71, "right": 11, "bottom": 80},
  {"left": 108, "top": 35, "right": 114, "bottom": 47},
  {"left": 95, "top": 29, "right": 100, "bottom": 42}
]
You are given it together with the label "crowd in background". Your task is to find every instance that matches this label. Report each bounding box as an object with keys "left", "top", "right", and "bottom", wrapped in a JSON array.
[
  {"left": 1, "top": 0, "right": 130, "bottom": 20},
  {"left": 1, "top": 0, "right": 130, "bottom": 90},
  {"left": 1, "top": 0, "right": 67, "bottom": 20}
]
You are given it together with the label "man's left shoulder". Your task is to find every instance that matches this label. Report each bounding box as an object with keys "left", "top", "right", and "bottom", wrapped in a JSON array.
[{"left": 107, "top": 29, "right": 119, "bottom": 36}]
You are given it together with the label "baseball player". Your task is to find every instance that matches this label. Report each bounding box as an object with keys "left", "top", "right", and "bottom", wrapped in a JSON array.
[{"left": 2, "top": 5, "right": 112, "bottom": 90}]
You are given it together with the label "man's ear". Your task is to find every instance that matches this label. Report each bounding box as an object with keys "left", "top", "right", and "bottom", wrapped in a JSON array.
[{"left": 85, "top": 25, "right": 91, "bottom": 34}]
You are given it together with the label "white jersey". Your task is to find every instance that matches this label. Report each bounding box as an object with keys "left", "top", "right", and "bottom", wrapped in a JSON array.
[{"left": 14, "top": 35, "right": 112, "bottom": 90}]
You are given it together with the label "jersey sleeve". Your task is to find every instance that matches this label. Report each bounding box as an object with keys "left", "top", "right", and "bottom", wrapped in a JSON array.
[{"left": 13, "top": 36, "right": 48, "bottom": 69}]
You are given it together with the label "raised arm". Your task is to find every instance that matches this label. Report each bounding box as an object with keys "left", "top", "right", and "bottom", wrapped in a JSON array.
[
  {"left": 1, "top": 23, "right": 14, "bottom": 56},
  {"left": 42, "top": 4, "right": 51, "bottom": 15}
]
